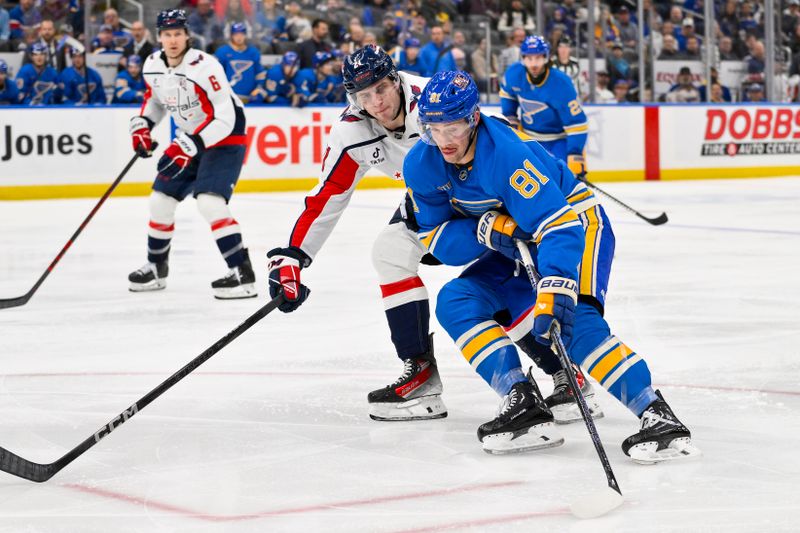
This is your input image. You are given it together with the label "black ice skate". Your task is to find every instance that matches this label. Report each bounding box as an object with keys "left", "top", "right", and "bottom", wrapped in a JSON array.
[
  {"left": 478, "top": 375, "right": 564, "bottom": 455},
  {"left": 211, "top": 249, "right": 257, "bottom": 299},
  {"left": 128, "top": 261, "right": 168, "bottom": 292},
  {"left": 622, "top": 390, "right": 700, "bottom": 464},
  {"left": 545, "top": 365, "right": 604, "bottom": 424},
  {"left": 368, "top": 337, "right": 447, "bottom": 421}
]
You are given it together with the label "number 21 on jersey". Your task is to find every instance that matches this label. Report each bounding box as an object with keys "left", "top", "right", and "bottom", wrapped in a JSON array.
[{"left": 509, "top": 159, "right": 549, "bottom": 198}]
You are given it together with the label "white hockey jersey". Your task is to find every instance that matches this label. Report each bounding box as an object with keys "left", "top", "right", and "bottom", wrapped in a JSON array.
[
  {"left": 289, "top": 72, "right": 429, "bottom": 259},
  {"left": 140, "top": 48, "right": 246, "bottom": 147}
]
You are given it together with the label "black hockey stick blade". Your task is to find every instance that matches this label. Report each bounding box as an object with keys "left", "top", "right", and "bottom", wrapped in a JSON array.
[
  {"left": 0, "top": 293, "right": 284, "bottom": 483},
  {"left": 579, "top": 175, "right": 668, "bottom": 226},
  {"left": 0, "top": 146, "right": 155, "bottom": 310},
  {"left": 637, "top": 211, "right": 668, "bottom": 226}
]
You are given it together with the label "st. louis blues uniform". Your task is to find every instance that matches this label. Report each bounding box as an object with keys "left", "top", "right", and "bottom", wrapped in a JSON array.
[
  {"left": 16, "top": 63, "right": 59, "bottom": 105},
  {"left": 265, "top": 63, "right": 297, "bottom": 104},
  {"left": 59, "top": 66, "right": 106, "bottom": 104},
  {"left": 0, "top": 78, "right": 20, "bottom": 104},
  {"left": 113, "top": 70, "right": 146, "bottom": 103},
  {"left": 500, "top": 63, "right": 588, "bottom": 161},
  {"left": 214, "top": 43, "right": 266, "bottom": 103}
]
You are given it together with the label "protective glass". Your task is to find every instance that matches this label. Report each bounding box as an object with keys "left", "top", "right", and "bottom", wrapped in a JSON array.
[
  {"left": 349, "top": 77, "right": 398, "bottom": 110},
  {"left": 419, "top": 119, "right": 473, "bottom": 146}
]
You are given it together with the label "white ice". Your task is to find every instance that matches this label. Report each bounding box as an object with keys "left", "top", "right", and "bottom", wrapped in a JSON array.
[{"left": 1, "top": 177, "right": 799, "bottom": 532}]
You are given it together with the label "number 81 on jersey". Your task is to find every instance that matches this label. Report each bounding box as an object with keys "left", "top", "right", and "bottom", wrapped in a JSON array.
[{"left": 510, "top": 159, "right": 550, "bottom": 198}]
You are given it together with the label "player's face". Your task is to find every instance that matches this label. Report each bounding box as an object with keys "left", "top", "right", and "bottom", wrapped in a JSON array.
[
  {"left": 72, "top": 54, "right": 84, "bottom": 69},
  {"left": 426, "top": 118, "right": 474, "bottom": 164},
  {"left": 31, "top": 53, "right": 45, "bottom": 67},
  {"left": 128, "top": 63, "right": 141, "bottom": 77},
  {"left": 355, "top": 77, "right": 401, "bottom": 124},
  {"left": 522, "top": 54, "right": 547, "bottom": 77},
  {"left": 159, "top": 29, "right": 190, "bottom": 60},
  {"left": 231, "top": 33, "right": 246, "bottom": 46}
]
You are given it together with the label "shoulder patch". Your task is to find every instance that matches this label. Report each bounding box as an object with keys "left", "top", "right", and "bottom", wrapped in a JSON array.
[
  {"left": 189, "top": 54, "right": 204, "bottom": 66},
  {"left": 340, "top": 106, "right": 363, "bottom": 122}
]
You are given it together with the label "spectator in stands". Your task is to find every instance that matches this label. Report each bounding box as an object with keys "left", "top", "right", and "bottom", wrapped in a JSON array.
[
  {"left": 92, "top": 24, "right": 130, "bottom": 56},
  {"left": 613, "top": 78, "right": 632, "bottom": 103},
  {"left": 783, "top": 0, "right": 800, "bottom": 37},
  {"left": 668, "top": 5, "right": 684, "bottom": 28},
  {"left": 297, "top": 19, "right": 331, "bottom": 68},
  {"left": 216, "top": 0, "right": 257, "bottom": 33},
  {"left": 547, "top": 7, "right": 574, "bottom": 41},
  {"left": 40, "top": 0, "right": 69, "bottom": 27},
  {"left": 59, "top": 49, "right": 106, "bottom": 105},
  {"left": 9, "top": 0, "right": 42, "bottom": 48},
  {"left": 745, "top": 40, "right": 766, "bottom": 78},
  {"left": 743, "top": 82, "right": 766, "bottom": 102},
  {"left": 719, "top": 36, "right": 739, "bottom": 60},
  {"left": 471, "top": 37, "right": 497, "bottom": 93},
  {"left": 342, "top": 22, "right": 366, "bottom": 54},
  {"left": 395, "top": 37, "right": 424, "bottom": 76},
  {"left": 466, "top": 0, "right": 500, "bottom": 28},
  {"left": 380, "top": 13, "right": 400, "bottom": 49},
  {"left": 404, "top": 13, "right": 429, "bottom": 44},
  {"left": 683, "top": 36, "right": 701, "bottom": 59},
  {"left": 607, "top": 41, "right": 631, "bottom": 86},
  {"left": 679, "top": 18, "right": 701, "bottom": 51},
  {"left": 29, "top": 19, "right": 59, "bottom": 70},
  {"left": 419, "top": 24, "right": 456, "bottom": 77},
  {"left": 498, "top": 0, "right": 535, "bottom": 33},
  {"left": 719, "top": 0, "right": 739, "bottom": 38},
  {"left": 666, "top": 66, "right": 700, "bottom": 102},
  {"left": 362, "top": 0, "right": 389, "bottom": 27},
  {"left": 0, "top": 58, "right": 20, "bottom": 104},
  {"left": 615, "top": 6, "right": 638, "bottom": 51},
  {"left": 285, "top": 2, "right": 312, "bottom": 42},
  {"left": 129, "top": 21, "right": 154, "bottom": 62},
  {"left": 0, "top": 6, "right": 9, "bottom": 52},
  {"left": 659, "top": 34, "right": 680, "bottom": 59},
  {"left": 363, "top": 31, "right": 378, "bottom": 47},
  {"left": 738, "top": 2, "right": 759, "bottom": 37},
  {"left": 420, "top": 0, "right": 458, "bottom": 28},
  {"left": 102, "top": 8, "right": 133, "bottom": 50},
  {"left": 256, "top": 0, "right": 287, "bottom": 51},
  {"left": 498, "top": 26, "right": 526, "bottom": 77},
  {"left": 188, "top": 0, "right": 224, "bottom": 51},
  {"left": 698, "top": 67, "right": 732, "bottom": 102},
  {"left": 16, "top": 43, "right": 59, "bottom": 105},
  {"left": 113, "top": 54, "right": 145, "bottom": 104},
  {"left": 708, "top": 82, "right": 725, "bottom": 102},
  {"left": 595, "top": 6, "right": 621, "bottom": 51},
  {"left": 216, "top": 22, "right": 267, "bottom": 104},
  {"left": 593, "top": 70, "right": 616, "bottom": 103}
]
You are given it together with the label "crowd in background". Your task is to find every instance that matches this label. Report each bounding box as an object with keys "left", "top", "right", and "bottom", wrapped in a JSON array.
[{"left": 1, "top": 0, "right": 800, "bottom": 105}]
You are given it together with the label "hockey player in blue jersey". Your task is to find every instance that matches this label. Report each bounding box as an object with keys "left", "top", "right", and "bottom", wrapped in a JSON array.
[
  {"left": 0, "top": 59, "right": 20, "bottom": 105},
  {"left": 214, "top": 22, "right": 266, "bottom": 104},
  {"left": 113, "top": 55, "right": 146, "bottom": 104},
  {"left": 265, "top": 51, "right": 300, "bottom": 105},
  {"left": 59, "top": 49, "right": 106, "bottom": 105},
  {"left": 324, "top": 50, "right": 346, "bottom": 103},
  {"left": 500, "top": 35, "right": 589, "bottom": 179},
  {"left": 393, "top": 38, "right": 424, "bottom": 77},
  {"left": 291, "top": 51, "right": 333, "bottom": 107},
  {"left": 16, "top": 43, "right": 60, "bottom": 105},
  {"left": 407, "top": 71, "right": 698, "bottom": 462}
]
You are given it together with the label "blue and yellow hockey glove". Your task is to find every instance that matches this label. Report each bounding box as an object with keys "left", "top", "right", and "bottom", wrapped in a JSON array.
[
  {"left": 533, "top": 276, "right": 578, "bottom": 347},
  {"left": 477, "top": 210, "right": 533, "bottom": 261}
]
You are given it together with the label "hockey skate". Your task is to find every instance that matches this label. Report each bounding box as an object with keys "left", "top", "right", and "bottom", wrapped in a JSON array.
[
  {"left": 545, "top": 365, "right": 604, "bottom": 424},
  {"left": 211, "top": 249, "right": 257, "bottom": 299},
  {"left": 622, "top": 390, "right": 701, "bottom": 465},
  {"left": 128, "top": 261, "right": 168, "bottom": 292},
  {"left": 478, "top": 374, "right": 564, "bottom": 455},
  {"left": 368, "top": 339, "right": 447, "bottom": 421}
]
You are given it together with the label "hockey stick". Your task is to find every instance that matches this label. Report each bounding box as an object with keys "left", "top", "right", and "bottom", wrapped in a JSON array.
[
  {"left": 0, "top": 145, "right": 156, "bottom": 310},
  {"left": 0, "top": 293, "right": 284, "bottom": 483},
  {"left": 515, "top": 241, "right": 623, "bottom": 519},
  {"left": 578, "top": 175, "right": 668, "bottom": 226}
]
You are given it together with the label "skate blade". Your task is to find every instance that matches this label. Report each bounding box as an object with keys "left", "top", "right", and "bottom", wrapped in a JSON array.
[
  {"left": 213, "top": 283, "right": 258, "bottom": 300},
  {"left": 628, "top": 437, "right": 701, "bottom": 465},
  {"left": 369, "top": 395, "right": 448, "bottom": 421},
  {"left": 551, "top": 398, "right": 605, "bottom": 425},
  {"left": 482, "top": 422, "right": 565, "bottom": 455},
  {"left": 129, "top": 279, "right": 166, "bottom": 292}
]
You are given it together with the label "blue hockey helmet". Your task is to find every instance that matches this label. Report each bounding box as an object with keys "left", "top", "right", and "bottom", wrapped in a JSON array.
[
  {"left": 127, "top": 54, "right": 142, "bottom": 66},
  {"left": 342, "top": 44, "right": 397, "bottom": 94},
  {"left": 418, "top": 71, "right": 480, "bottom": 145},
  {"left": 281, "top": 51, "right": 300, "bottom": 68},
  {"left": 157, "top": 9, "right": 188, "bottom": 32},
  {"left": 30, "top": 42, "right": 48, "bottom": 55},
  {"left": 404, "top": 37, "right": 421, "bottom": 49},
  {"left": 312, "top": 50, "right": 334, "bottom": 68},
  {"left": 520, "top": 35, "right": 550, "bottom": 57},
  {"left": 0, "top": 59, "right": 7, "bottom": 74},
  {"left": 230, "top": 22, "right": 247, "bottom": 35}
]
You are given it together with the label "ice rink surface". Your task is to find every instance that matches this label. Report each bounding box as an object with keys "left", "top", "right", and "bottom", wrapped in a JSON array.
[{"left": 1, "top": 177, "right": 799, "bottom": 532}]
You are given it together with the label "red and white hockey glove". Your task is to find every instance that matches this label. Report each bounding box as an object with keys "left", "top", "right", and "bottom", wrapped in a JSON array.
[
  {"left": 267, "top": 246, "right": 311, "bottom": 313},
  {"left": 157, "top": 132, "right": 203, "bottom": 180},
  {"left": 129, "top": 116, "right": 154, "bottom": 158},
  {"left": 533, "top": 276, "right": 578, "bottom": 348}
]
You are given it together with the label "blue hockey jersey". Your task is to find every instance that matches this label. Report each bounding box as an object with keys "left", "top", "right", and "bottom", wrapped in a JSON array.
[
  {"left": 403, "top": 114, "right": 585, "bottom": 281},
  {"left": 265, "top": 63, "right": 298, "bottom": 104},
  {"left": 293, "top": 67, "right": 318, "bottom": 104},
  {"left": 112, "top": 70, "right": 146, "bottom": 103},
  {"left": 16, "top": 64, "right": 59, "bottom": 105},
  {"left": 0, "top": 79, "right": 20, "bottom": 105},
  {"left": 500, "top": 63, "right": 588, "bottom": 156},
  {"left": 59, "top": 66, "right": 106, "bottom": 105},
  {"left": 214, "top": 44, "right": 266, "bottom": 102},
  {"left": 324, "top": 73, "right": 346, "bottom": 103}
]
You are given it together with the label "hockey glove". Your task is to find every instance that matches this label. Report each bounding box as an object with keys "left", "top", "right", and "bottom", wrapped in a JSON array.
[
  {"left": 267, "top": 246, "right": 312, "bottom": 313},
  {"left": 477, "top": 211, "right": 534, "bottom": 261},
  {"left": 157, "top": 132, "right": 203, "bottom": 180},
  {"left": 130, "top": 116, "right": 154, "bottom": 158},
  {"left": 533, "top": 276, "right": 578, "bottom": 347},
  {"left": 567, "top": 154, "right": 587, "bottom": 180}
]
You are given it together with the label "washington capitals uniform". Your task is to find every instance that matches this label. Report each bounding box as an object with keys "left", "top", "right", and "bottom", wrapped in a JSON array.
[
  {"left": 138, "top": 48, "right": 248, "bottom": 269},
  {"left": 287, "top": 72, "right": 432, "bottom": 358},
  {"left": 404, "top": 116, "right": 657, "bottom": 414},
  {"left": 214, "top": 44, "right": 266, "bottom": 103},
  {"left": 59, "top": 66, "right": 106, "bottom": 105},
  {"left": 16, "top": 64, "right": 59, "bottom": 105},
  {"left": 500, "top": 63, "right": 588, "bottom": 161},
  {"left": 113, "top": 70, "right": 146, "bottom": 103}
]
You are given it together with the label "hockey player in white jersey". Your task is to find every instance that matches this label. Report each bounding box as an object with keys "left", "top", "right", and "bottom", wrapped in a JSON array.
[
  {"left": 266, "top": 45, "right": 449, "bottom": 421},
  {"left": 128, "top": 10, "right": 256, "bottom": 299}
]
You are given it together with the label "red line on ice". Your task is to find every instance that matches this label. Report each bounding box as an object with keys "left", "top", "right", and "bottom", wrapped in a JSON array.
[{"left": 62, "top": 480, "right": 524, "bottom": 523}]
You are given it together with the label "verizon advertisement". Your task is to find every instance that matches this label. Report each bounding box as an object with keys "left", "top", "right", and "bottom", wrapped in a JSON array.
[{"left": 659, "top": 105, "right": 800, "bottom": 169}]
